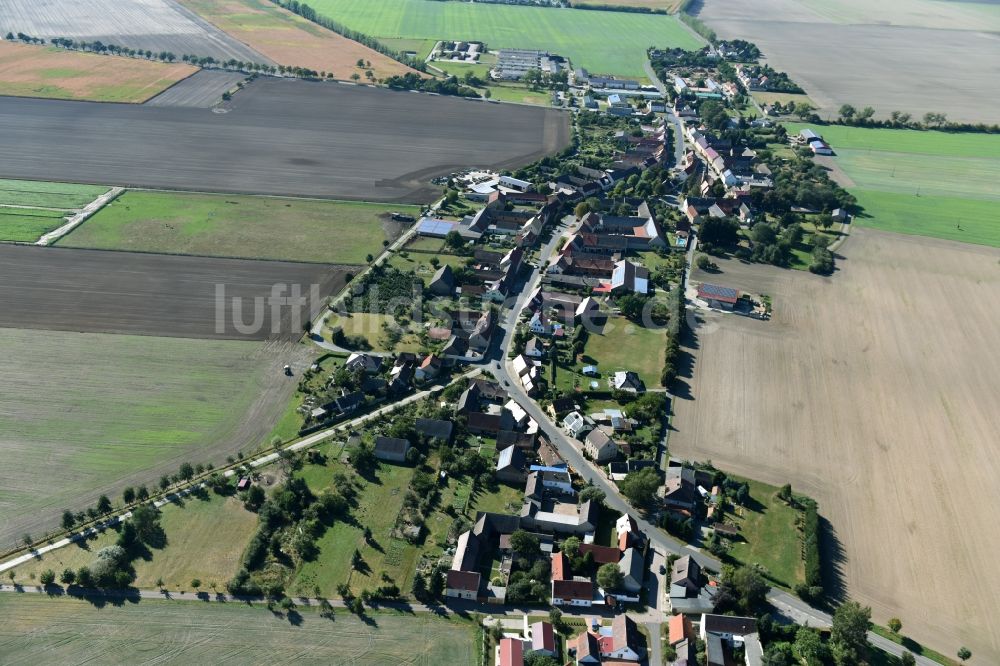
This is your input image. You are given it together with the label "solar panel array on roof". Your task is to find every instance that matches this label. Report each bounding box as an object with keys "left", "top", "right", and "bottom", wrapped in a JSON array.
[
  {"left": 418, "top": 218, "right": 458, "bottom": 237},
  {"left": 699, "top": 283, "right": 738, "bottom": 299}
]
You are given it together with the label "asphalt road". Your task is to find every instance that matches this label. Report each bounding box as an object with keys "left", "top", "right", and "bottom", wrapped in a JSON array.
[
  {"left": 0, "top": 78, "right": 571, "bottom": 202},
  {"left": 0, "top": 244, "right": 347, "bottom": 340}
]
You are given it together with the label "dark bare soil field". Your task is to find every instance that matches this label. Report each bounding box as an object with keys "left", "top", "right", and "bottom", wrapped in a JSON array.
[
  {"left": 0, "top": 245, "right": 347, "bottom": 340},
  {"left": 145, "top": 70, "right": 247, "bottom": 108},
  {"left": 0, "top": 78, "right": 570, "bottom": 201}
]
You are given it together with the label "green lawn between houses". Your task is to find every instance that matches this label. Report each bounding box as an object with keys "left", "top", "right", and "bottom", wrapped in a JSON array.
[
  {"left": 784, "top": 123, "right": 1000, "bottom": 247},
  {"left": 61, "top": 190, "right": 420, "bottom": 263},
  {"left": 306, "top": 0, "right": 702, "bottom": 78},
  {"left": 555, "top": 315, "right": 668, "bottom": 393}
]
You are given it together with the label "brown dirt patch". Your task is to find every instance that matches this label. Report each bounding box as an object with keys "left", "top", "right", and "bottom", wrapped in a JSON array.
[
  {"left": 0, "top": 41, "right": 197, "bottom": 103},
  {"left": 177, "top": 0, "right": 418, "bottom": 80},
  {"left": 672, "top": 228, "right": 1000, "bottom": 661}
]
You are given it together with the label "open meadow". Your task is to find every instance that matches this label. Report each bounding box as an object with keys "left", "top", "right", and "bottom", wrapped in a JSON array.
[
  {"left": 306, "top": 0, "right": 703, "bottom": 77},
  {"left": 786, "top": 123, "right": 1000, "bottom": 247},
  {"left": 671, "top": 228, "right": 1000, "bottom": 661},
  {"left": 177, "top": 0, "right": 417, "bottom": 80},
  {"left": 0, "top": 40, "right": 197, "bottom": 103},
  {"left": 0, "top": 595, "right": 477, "bottom": 664},
  {"left": 0, "top": 328, "right": 312, "bottom": 550},
  {"left": 10, "top": 493, "right": 257, "bottom": 592},
  {"left": 62, "top": 190, "right": 419, "bottom": 264},
  {"left": 696, "top": 0, "right": 1000, "bottom": 123}
]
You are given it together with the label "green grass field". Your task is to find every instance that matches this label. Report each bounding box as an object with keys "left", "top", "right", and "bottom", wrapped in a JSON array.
[
  {"left": 725, "top": 476, "right": 804, "bottom": 589},
  {"left": 380, "top": 37, "right": 439, "bottom": 59},
  {"left": 307, "top": 0, "right": 702, "bottom": 77},
  {"left": 0, "top": 178, "right": 110, "bottom": 242},
  {"left": 61, "top": 190, "right": 419, "bottom": 264},
  {"left": 292, "top": 452, "right": 422, "bottom": 596},
  {"left": 785, "top": 124, "right": 1000, "bottom": 247},
  {"left": 0, "top": 208, "right": 66, "bottom": 242},
  {"left": 557, "top": 315, "right": 667, "bottom": 392},
  {"left": 11, "top": 494, "right": 257, "bottom": 592},
  {"left": 0, "top": 328, "right": 287, "bottom": 549},
  {"left": 0, "top": 595, "right": 477, "bottom": 664}
]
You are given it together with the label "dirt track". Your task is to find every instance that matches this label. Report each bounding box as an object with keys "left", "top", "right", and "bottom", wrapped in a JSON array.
[
  {"left": 0, "top": 77, "right": 570, "bottom": 202},
  {"left": 672, "top": 228, "right": 1000, "bottom": 661},
  {"left": 0, "top": 245, "right": 347, "bottom": 340}
]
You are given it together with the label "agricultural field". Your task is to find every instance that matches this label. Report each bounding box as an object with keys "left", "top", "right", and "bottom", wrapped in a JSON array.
[
  {"left": 751, "top": 91, "right": 814, "bottom": 107},
  {"left": 0, "top": 178, "right": 111, "bottom": 242},
  {"left": 63, "top": 190, "right": 419, "bottom": 264},
  {"left": 786, "top": 123, "right": 1000, "bottom": 247},
  {"left": 696, "top": 0, "right": 1000, "bottom": 123},
  {"left": 0, "top": 40, "right": 197, "bottom": 103},
  {"left": 0, "top": 245, "right": 344, "bottom": 340},
  {"left": 0, "top": 0, "right": 267, "bottom": 64},
  {"left": 177, "top": 0, "right": 417, "bottom": 80},
  {"left": 574, "top": 0, "right": 683, "bottom": 10},
  {"left": 306, "top": 0, "right": 703, "bottom": 77},
  {"left": 672, "top": 229, "right": 1000, "bottom": 661},
  {"left": 10, "top": 493, "right": 257, "bottom": 592},
  {"left": 0, "top": 595, "right": 477, "bottom": 664},
  {"left": 0, "top": 327, "right": 312, "bottom": 551},
  {"left": 0, "top": 78, "right": 569, "bottom": 201},
  {"left": 380, "top": 37, "right": 438, "bottom": 60}
]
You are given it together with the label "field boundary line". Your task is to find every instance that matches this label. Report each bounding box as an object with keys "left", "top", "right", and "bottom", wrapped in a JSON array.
[{"left": 37, "top": 187, "right": 123, "bottom": 245}]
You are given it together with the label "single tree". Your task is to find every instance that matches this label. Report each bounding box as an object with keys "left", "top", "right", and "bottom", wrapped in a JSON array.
[
  {"left": 619, "top": 467, "right": 660, "bottom": 507},
  {"left": 888, "top": 617, "right": 902, "bottom": 634},
  {"left": 178, "top": 462, "right": 195, "bottom": 480},
  {"left": 509, "top": 530, "right": 540, "bottom": 556},
  {"left": 957, "top": 647, "right": 972, "bottom": 662},
  {"left": 60, "top": 568, "right": 76, "bottom": 585},
  {"left": 829, "top": 600, "right": 871, "bottom": 665},
  {"left": 61, "top": 510, "right": 76, "bottom": 530},
  {"left": 596, "top": 562, "right": 624, "bottom": 590},
  {"left": 96, "top": 495, "right": 112, "bottom": 514},
  {"left": 159, "top": 475, "right": 170, "bottom": 490},
  {"left": 900, "top": 652, "right": 916, "bottom": 666},
  {"left": 793, "top": 627, "right": 827, "bottom": 666},
  {"left": 39, "top": 569, "right": 56, "bottom": 586},
  {"left": 122, "top": 487, "right": 136, "bottom": 504},
  {"left": 191, "top": 578, "right": 201, "bottom": 589}
]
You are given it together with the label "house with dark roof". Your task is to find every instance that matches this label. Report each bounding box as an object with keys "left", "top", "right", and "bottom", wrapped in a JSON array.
[
  {"left": 331, "top": 391, "right": 365, "bottom": 417},
  {"left": 548, "top": 396, "right": 577, "bottom": 419},
  {"left": 345, "top": 353, "right": 382, "bottom": 375},
  {"left": 468, "top": 309, "right": 497, "bottom": 352},
  {"left": 552, "top": 578, "right": 594, "bottom": 607},
  {"left": 415, "top": 354, "right": 442, "bottom": 380},
  {"left": 662, "top": 475, "right": 698, "bottom": 511},
  {"left": 671, "top": 555, "right": 701, "bottom": 597},
  {"left": 373, "top": 436, "right": 410, "bottom": 463},
  {"left": 700, "top": 614, "right": 757, "bottom": 643},
  {"left": 428, "top": 264, "right": 455, "bottom": 296},
  {"left": 467, "top": 410, "right": 515, "bottom": 435},
  {"left": 497, "top": 430, "right": 536, "bottom": 451},
  {"left": 414, "top": 418, "right": 453, "bottom": 443},
  {"left": 584, "top": 426, "right": 618, "bottom": 463},
  {"left": 612, "top": 371, "right": 645, "bottom": 393},
  {"left": 496, "top": 446, "right": 528, "bottom": 484},
  {"left": 603, "top": 614, "right": 644, "bottom": 661}
]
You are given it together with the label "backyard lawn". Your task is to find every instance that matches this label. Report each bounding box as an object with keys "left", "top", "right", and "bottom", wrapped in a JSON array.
[
  {"left": 62, "top": 190, "right": 419, "bottom": 263},
  {"left": 559, "top": 315, "right": 668, "bottom": 391},
  {"left": 724, "top": 476, "right": 804, "bottom": 589}
]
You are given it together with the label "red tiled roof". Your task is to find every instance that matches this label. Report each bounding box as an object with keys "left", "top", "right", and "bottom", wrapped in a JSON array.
[
  {"left": 499, "top": 637, "right": 524, "bottom": 666},
  {"left": 551, "top": 552, "right": 568, "bottom": 580},
  {"left": 446, "top": 569, "right": 480, "bottom": 592},
  {"left": 580, "top": 543, "right": 622, "bottom": 564},
  {"left": 531, "top": 621, "right": 555, "bottom": 653},
  {"left": 552, "top": 578, "right": 593, "bottom": 601}
]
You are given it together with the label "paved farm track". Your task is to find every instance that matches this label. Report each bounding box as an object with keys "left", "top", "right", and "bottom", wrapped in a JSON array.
[
  {"left": 0, "top": 0, "right": 270, "bottom": 65},
  {"left": 0, "top": 78, "right": 570, "bottom": 201},
  {"left": 145, "top": 70, "right": 247, "bottom": 108},
  {"left": 0, "top": 244, "right": 348, "bottom": 340}
]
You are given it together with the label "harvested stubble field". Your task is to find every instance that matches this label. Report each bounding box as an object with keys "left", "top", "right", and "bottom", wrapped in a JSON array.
[
  {"left": 63, "top": 190, "right": 419, "bottom": 264},
  {"left": 0, "top": 245, "right": 345, "bottom": 340},
  {"left": 177, "top": 0, "right": 417, "bottom": 80},
  {"left": 306, "top": 0, "right": 703, "bottom": 77},
  {"left": 0, "top": 0, "right": 268, "bottom": 65},
  {"left": 0, "top": 327, "right": 312, "bottom": 551},
  {"left": 0, "top": 78, "right": 569, "bottom": 201},
  {"left": 695, "top": 0, "right": 1000, "bottom": 123},
  {"left": 0, "top": 40, "right": 197, "bottom": 103},
  {"left": 0, "top": 595, "right": 476, "bottom": 664},
  {"left": 671, "top": 228, "right": 1000, "bottom": 660},
  {"left": 786, "top": 123, "right": 1000, "bottom": 247}
]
